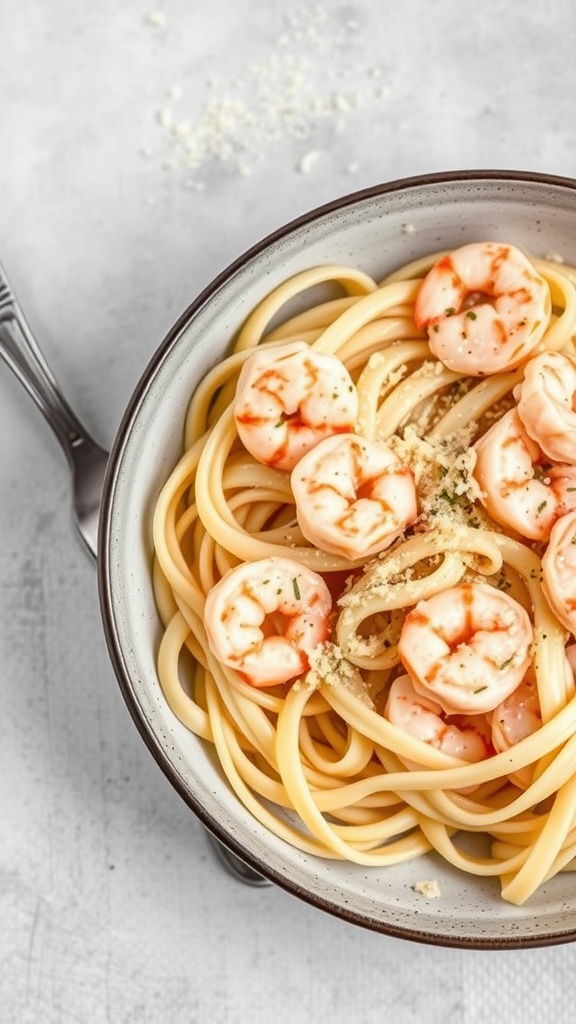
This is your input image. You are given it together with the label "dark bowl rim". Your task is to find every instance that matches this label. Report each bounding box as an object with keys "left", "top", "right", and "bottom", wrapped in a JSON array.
[{"left": 97, "top": 168, "right": 576, "bottom": 949}]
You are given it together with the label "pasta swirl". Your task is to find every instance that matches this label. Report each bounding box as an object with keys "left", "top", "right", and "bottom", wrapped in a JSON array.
[{"left": 152, "top": 246, "right": 576, "bottom": 905}]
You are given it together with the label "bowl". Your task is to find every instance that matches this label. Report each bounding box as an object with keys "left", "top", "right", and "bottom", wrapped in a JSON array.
[{"left": 98, "top": 170, "right": 576, "bottom": 948}]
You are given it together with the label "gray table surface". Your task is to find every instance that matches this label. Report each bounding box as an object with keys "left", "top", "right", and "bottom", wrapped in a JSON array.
[{"left": 2, "top": 1, "right": 576, "bottom": 1021}]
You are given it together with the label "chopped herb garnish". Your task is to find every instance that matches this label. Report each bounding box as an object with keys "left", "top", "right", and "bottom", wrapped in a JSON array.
[
  {"left": 465, "top": 310, "right": 477, "bottom": 320},
  {"left": 536, "top": 500, "right": 547, "bottom": 515},
  {"left": 292, "top": 577, "right": 301, "bottom": 600},
  {"left": 499, "top": 657, "right": 513, "bottom": 671},
  {"left": 439, "top": 488, "right": 456, "bottom": 505},
  {"left": 474, "top": 685, "right": 488, "bottom": 694},
  {"left": 445, "top": 307, "right": 456, "bottom": 316}
]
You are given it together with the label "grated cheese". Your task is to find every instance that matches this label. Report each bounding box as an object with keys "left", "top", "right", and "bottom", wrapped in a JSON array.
[
  {"left": 297, "top": 150, "right": 321, "bottom": 174},
  {"left": 145, "top": 10, "right": 166, "bottom": 29},
  {"left": 387, "top": 425, "right": 485, "bottom": 531},
  {"left": 144, "top": 4, "right": 389, "bottom": 189},
  {"left": 413, "top": 879, "right": 442, "bottom": 899},
  {"left": 307, "top": 642, "right": 375, "bottom": 707}
]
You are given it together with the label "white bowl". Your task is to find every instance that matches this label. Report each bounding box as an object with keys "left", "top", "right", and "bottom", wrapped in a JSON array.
[{"left": 99, "top": 170, "right": 576, "bottom": 948}]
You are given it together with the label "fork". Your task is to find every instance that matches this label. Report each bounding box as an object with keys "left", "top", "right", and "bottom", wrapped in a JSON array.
[{"left": 0, "top": 260, "right": 270, "bottom": 887}]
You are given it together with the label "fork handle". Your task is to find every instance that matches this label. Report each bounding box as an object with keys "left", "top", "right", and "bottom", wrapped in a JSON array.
[
  {"left": 0, "top": 262, "right": 98, "bottom": 467},
  {"left": 0, "top": 261, "right": 272, "bottom": 889}
]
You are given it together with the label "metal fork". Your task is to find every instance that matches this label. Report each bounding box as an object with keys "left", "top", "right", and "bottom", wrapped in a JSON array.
[{"left": 0, "top": 260, "right": 269, "bottom": 887}]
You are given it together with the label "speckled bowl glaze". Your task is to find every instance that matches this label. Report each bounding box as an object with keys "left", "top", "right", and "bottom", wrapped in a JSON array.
[{"left": 99, "top": 170, "right": 576, "bottom": 948}]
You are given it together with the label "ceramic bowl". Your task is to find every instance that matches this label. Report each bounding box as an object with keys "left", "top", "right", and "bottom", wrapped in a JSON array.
[{"left": 98, "top": 170, "right": 576, "bottom": 948}]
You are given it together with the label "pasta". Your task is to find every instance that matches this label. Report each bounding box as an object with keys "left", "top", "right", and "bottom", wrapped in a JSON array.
[{"left": 152, "top": 243, "right": 576, "bottom": 905}]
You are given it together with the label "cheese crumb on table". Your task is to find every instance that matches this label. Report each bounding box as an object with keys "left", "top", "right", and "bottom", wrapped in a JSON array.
[
  {"left": 413, "top": 879, "right": 442, "bottom": 899},
  {"left": 145, "top": 10, "right": 166, "bottom": 29}
]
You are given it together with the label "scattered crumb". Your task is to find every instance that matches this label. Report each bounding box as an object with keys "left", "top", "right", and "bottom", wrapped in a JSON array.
[
  {"left": 413, "top": 879, "right": 442, "bottom": 899},
  {"left": 306, "top": 642, "right": 374, "bottom": 707},
  {"left": 146, "top": 4, "right": 389, "bottom": 188},
  {"left": 145, "top": 10, "right": 166, "bottom": 29},
  {"left": 156, "top": 107, "right": 173, "bottom": 128},
  {"left": 297, "top": 150, "right": 321, "bottom": 174},
  {"left": 544, "top": 251, "right": 565, "bottom": 264}
]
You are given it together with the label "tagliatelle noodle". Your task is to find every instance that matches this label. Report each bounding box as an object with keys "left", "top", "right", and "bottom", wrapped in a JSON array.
[{"left": 152, "top": 250, "right": 576, "bottom": 905}]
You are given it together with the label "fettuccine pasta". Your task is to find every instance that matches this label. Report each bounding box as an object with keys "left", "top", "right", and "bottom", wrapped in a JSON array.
[{"left": 152, "top": 243, "right": 576, "bottom": 905}]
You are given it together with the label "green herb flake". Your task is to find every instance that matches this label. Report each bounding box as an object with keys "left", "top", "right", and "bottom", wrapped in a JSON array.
[
  {"left": 499, "top": 657, "right": 513, "bottom": 671},
  {"left": 465, "top": 310, "right": 477, "bottom": 320},
  {"left": 536, "top": 500, "right": 548, "bottom": 515},
  {"left": 474, "top": 685, "right": 488, "bottom": 694},
  {"left": 292, "top": 577, "right": 301, "bottom": 601},
  {"left": 439, "top": 488, "right": 456, "bottom": 505}
]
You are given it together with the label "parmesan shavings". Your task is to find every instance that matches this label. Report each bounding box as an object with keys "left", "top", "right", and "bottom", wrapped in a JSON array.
[
  {"left": 306, "top": 642, "right": 375, "bottom": 708},
  {"left": 388, "top": 425, "right": 485, "bottom": 531}
]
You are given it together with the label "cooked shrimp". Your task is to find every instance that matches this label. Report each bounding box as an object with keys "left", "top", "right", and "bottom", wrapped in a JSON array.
[
  {"left": 290, "top": 433, "right": 417, "bottom": 560},
  {"left": 490, "top": 672, "right": 541, "bottom": 788},
  {"left": 542, "top": 509, "right": 576, "bottom": 635},
  {"left": 516, "top": 350, "right": 576, "bottom": 464},
  {"left": 233, "top": 342, "right": 358, "bottom": 471},
  {"left": 414, "top": 242, "right": 551, "bottom": 375},
  {"left": 473, "top": 407, "right": 576, "bottom": 542},
  {"left": 203, "top": 556, "right": 332, "bottom": 688},
  {"left": 398, "top": 582, "right": 533, "bottom": 715},
  {"left": 384, "top": 673, "right": 494, "bottom": 764}
]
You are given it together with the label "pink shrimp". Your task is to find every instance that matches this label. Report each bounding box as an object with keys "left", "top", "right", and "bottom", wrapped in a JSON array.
[
  {"left": 414, "top": 242, "right": 550, "bottom": 376},
  {"left": 516, "top": 350, "right": 576, "bottom": 464},
  {"left": 233, "top": 342, "right": 358, "bottom": 471},
  {"left": 490, "top": 672, "right": 542, "bottom": 789},
  {"left": 398, "top": 582, "right": 534, "bottom": 715},
  {"left": 290, "top": 432, "right": 417, "bottom": 560},
  {"left": 541, "top": 509, "right": 576, "bottom": 635},
  {"left": 384, "top": 673, "right": 494, "bottom": 765},
  {"left": 473, "top": 408, "right": 576, "bottom": 542},
  {"left": 203, "top": 556, "right": 332, "bottom": 687}
]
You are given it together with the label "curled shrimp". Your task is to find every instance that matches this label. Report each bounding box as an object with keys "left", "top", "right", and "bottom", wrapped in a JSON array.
[
  {"left": 516, "top": 350, "right": 576, "bottom": 464},
  {"left": 384, "top": 673, "right": 494, "bottom": 766},
  {"left": 203, "top": 556, "right": 332, "bottom": 688},
  {"left": 290, "top": 433, "right": 417, "bottom": 560},
  {"left": 233, "top": 342, "right": 358, "bottom": 471},
  {"left": 473, "top": 407, "right": 576, "bottom": 542},
  {"left": 490, "top": 671, "right": 541, "bottom": 789},
  {"left": 542, "top": 509, "right": 576, "bottom": 635},
  {"left": 414, "top": 242, "right": 551, "bottom": 375},
  {"left": 398, "top": 582, "right": 533, "bottom": 715}
]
